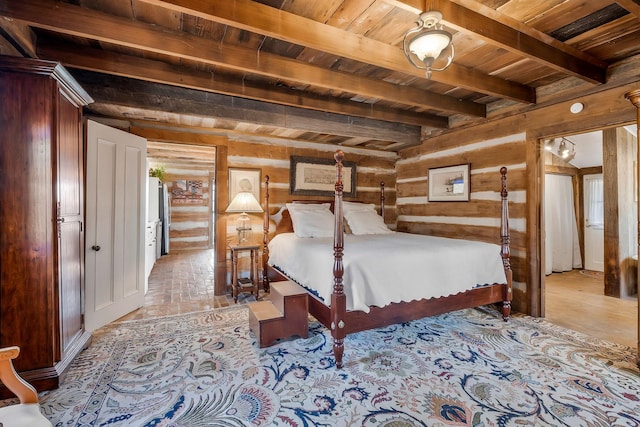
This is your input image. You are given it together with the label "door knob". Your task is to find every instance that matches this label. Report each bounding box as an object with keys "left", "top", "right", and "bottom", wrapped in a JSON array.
[{"left": 91, "top": 245, "right": 101, "bottom": 251}]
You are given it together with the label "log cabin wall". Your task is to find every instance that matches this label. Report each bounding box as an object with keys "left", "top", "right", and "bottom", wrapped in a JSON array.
[
  {"left": 130, "top": 126, "right": 398, "bottom": 295},
  {"left": 398, "top": 81, "right": 639, "bottom": 316},
  {"left": 226, "top": 138, "right": 397, "bottom": 220},
  {"left": 397, "top": 132, "right": 528, "bottom": 312}
]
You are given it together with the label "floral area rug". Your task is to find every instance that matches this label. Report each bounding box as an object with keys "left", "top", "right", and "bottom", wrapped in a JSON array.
[{"left": 35, "top": 305, "right": 639, "bottom": 426}]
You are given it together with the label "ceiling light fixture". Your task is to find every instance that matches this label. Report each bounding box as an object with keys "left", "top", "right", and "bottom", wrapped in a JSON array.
[
  {"left": 544, "top": 137, "right": 576, "bottom": 161},
  {"left": 557, "top": 138, "right": 576, "bottom": 161},
  {"left": 403, "top": 10, "right": 454, "bottom": 79}
]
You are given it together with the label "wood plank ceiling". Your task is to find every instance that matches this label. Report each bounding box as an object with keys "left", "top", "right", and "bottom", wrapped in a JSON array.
[{"left": 1, "top": 0, "right": 639, "bottom": 151}]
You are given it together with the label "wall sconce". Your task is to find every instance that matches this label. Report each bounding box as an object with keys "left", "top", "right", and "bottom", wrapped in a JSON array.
[
  {"left": 402, "top": 10, "right": 454, "bottom": 79},
  {"left": 226, "top": 190, "right": 263, "bottom": 244}
]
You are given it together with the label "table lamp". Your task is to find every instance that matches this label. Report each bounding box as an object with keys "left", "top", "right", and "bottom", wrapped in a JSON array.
[{"left": 226, "top": 188, "right": 263, "bottom": 244}]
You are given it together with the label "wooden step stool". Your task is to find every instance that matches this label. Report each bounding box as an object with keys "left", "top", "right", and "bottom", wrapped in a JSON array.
[{"left": 248, "top": 280, "right": 309, "bottom": 348}]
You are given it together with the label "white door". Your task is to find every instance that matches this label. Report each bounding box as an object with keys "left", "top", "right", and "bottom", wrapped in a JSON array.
[
  {"left": 85, "top": 120, "right": 147, "bottom": 332},
  {"left": 584, "top": 173, "right": 604, "bottom": 272}
]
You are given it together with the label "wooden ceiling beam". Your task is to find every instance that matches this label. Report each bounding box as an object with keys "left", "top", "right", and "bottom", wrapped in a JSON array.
[
  {"left": 616, "top": 0, "right": 640, "bottom": 17},
  {"left": 0, "top": 18, "right": 37, "bottom": 58},
  {"left": 0, "top": 36, "right": 21, "bottom": 57},
  {"left": 73, "top": 69, "right": 422, "bottom": 146},
  {"left": 140, "top": 0, "right": 535, "bottom": 103},
  {"left": 38, "top": 40, "right": 448, "bottom": 128},
  {"left": 0, "top": 0, "right": 485, "bottom": 118},
  {"left": 386, "top": 0, "right": 608, "bottom": 84}
]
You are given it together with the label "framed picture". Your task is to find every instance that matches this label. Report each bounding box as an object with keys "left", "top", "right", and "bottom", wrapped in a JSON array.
[
  {"left": 170, "top": 179, "right": 206, "bottom": 205},
  {"left": 228, "top": 168, "right": 261, "bottom": 202},
  {"left": 428, "top": 163, "right": 471, "bottom": 201},
  {"left": 290, "top": 156, "right": 356, "bottom": 197}
]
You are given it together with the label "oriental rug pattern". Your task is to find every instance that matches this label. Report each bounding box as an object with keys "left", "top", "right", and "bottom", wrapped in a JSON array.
[{"left": 35, "top": 305, "right": 639, "bottom": 426}]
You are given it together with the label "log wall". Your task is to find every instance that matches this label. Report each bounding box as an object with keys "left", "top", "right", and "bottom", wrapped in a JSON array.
[
  {"left": 397, "top": 133, "right": 528, "bottom": 312},
  {"left": 225, "top": 137, "right": 397, "bottom": 221}
]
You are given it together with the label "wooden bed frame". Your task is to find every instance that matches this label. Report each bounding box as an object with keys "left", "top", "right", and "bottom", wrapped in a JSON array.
[{"left": 262, "top": 150, "right": 512, "bottom": 368}]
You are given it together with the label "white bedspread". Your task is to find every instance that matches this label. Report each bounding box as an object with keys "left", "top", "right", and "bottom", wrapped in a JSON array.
[{"left": 268, "top": 232, "right": 507, "bottom": 312}]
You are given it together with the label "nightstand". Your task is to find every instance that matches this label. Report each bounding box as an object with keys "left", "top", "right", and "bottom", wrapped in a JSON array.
[{"left": 229, "top": 244, "right": 260, "bottom": 303}]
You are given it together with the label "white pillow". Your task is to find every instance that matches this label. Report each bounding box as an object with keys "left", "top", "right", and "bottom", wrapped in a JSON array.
[
  {"left": 342, "top": 201, "right": 376, "bottom": 213},
  {"left": 343, "top": 208, "right": 392, "bottom": 235},
  {"left": 286, "top": 203, "right": 334, "bottom": 238}
]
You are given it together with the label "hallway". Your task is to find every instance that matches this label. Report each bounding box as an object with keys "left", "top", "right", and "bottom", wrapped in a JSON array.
[{"left": 121, "top": 250, "right": 638, "bottom": 350}]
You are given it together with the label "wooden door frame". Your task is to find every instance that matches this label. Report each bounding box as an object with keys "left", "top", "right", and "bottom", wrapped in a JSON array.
[
  {"left": 531, "top": 122, "right": 637, "bottom": 317},
  {"left": 214, "top": 145, "right": 229, "bottom": 295}
]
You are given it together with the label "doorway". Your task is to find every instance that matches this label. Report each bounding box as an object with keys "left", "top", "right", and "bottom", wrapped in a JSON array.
[
  {"left": 542, "top": 125, "right": 638, "bottom": 347},
  {"left": 146, "top": 142, "right": 217, "bottom": 253}
]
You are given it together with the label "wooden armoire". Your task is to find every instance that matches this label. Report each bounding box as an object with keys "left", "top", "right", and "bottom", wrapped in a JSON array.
[{"left": 0, "top": 55, "right": 93, "bottom": 391}]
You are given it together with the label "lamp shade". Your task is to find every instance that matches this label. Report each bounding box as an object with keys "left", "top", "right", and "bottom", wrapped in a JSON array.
[
  {"left": 409, "top": 30, "right": 452, "bottom": 65},
  {"left": 226, "top": 191, "right": 263, "bottom": 244},
  {"left": 226, "top": 191, "right": 263, "bottom": 213}
]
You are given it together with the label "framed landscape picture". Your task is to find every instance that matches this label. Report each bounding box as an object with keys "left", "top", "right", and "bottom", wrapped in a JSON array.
[
  {"left": 290, "top": 156, "right": 356, "bottom": 197},
  {"left": 428, "top": 163, "right": 470, "bottom": 201}
]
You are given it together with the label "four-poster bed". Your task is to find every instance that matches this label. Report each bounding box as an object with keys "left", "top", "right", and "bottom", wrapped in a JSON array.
[{"left": 262, "top": 150, "right": 512, "bottom": 368}]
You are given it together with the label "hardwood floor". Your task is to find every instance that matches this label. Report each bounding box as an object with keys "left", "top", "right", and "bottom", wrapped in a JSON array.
[
  {"left": 120, "top": 250, "right": 638, "bottom": 351},
  {"left": 545, "top": 269, "right": 638, "bottom": 348}
]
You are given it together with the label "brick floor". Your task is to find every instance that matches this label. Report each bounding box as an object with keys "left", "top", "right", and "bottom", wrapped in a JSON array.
[{"left": 118, "top": 249, "right": 262, "bottom": 321}]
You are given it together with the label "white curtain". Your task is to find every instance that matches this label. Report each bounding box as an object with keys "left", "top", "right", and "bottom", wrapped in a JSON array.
[{"left": 545, "top": 174, "right": 582, "bottom": 275}]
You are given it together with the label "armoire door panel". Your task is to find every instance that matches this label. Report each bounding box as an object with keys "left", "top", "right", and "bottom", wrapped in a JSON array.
[
  {"left": 0, "top": 72, "right": 55, "bottom": 372},
  {"left": 58, "top": 221, "right": 84, "bottom": 355},
  {"left": 57, "top": 89, "right": 83, "bottom": 218},
  {"left": 56, "top": 89, "right": 85, "bottom": 362}
]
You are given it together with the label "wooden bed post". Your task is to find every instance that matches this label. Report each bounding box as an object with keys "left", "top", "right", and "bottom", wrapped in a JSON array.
[
  {"left": 500, "top": 167, "right": 512, "bottom": 320},
  {"left": 332, "top": 150, "right": 347, "bottom": 368},
  {"left": 262, "top": 175, "right": 270, "bottom": 293},
  {"left": 380, "top": 182, "right": 385, "bottom": 219}
]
